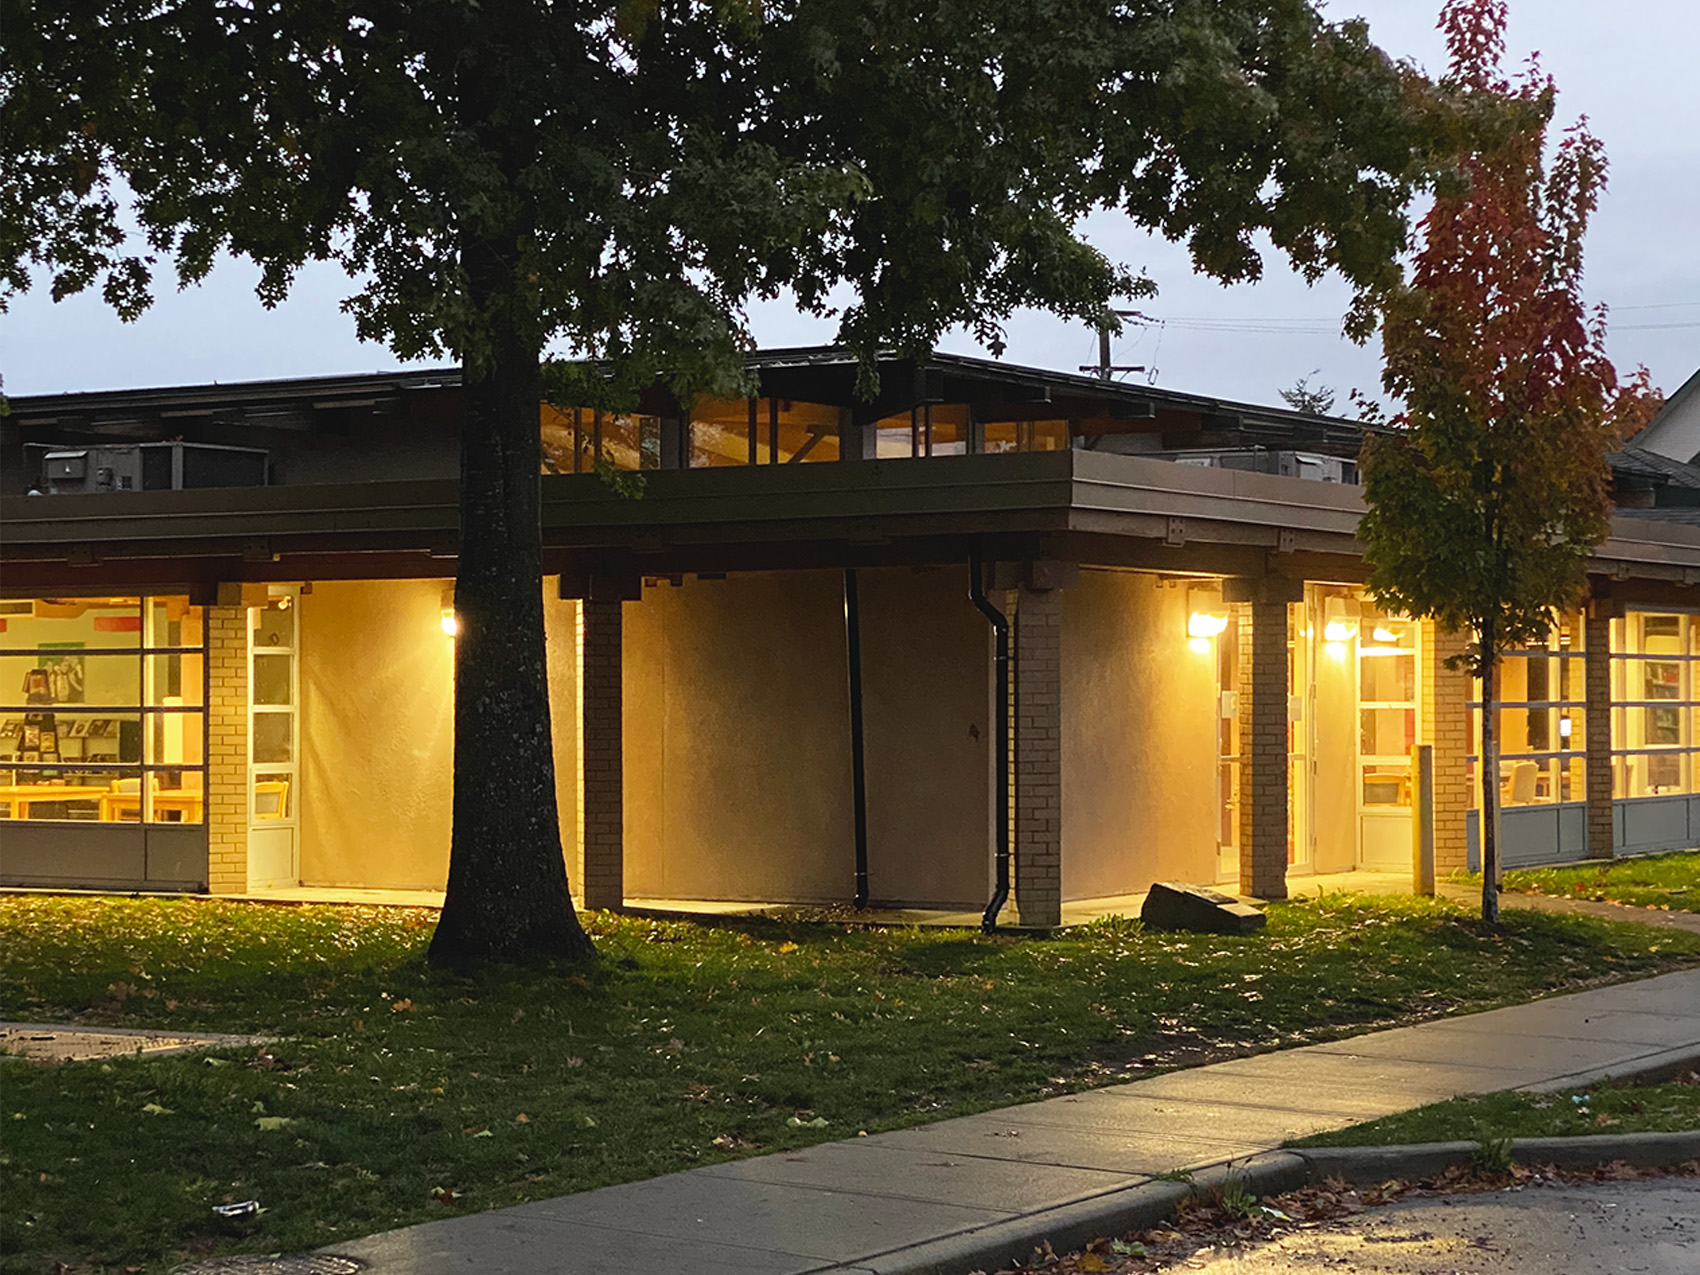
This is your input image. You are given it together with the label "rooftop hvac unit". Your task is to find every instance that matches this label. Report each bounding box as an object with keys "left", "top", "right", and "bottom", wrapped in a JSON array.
[{"left": 26, "top": 442, "right": 269, "bottom": 494}]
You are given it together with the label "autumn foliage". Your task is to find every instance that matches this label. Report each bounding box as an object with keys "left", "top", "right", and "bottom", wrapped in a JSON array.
[{"left": 1358, "top": 0, "right": 1661, "bottom": 921}]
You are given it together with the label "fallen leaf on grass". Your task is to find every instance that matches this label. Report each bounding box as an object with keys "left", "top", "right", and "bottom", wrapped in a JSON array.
[
  {"left": 1075, "top": 1254, "right": 1109, "bottom": 1271},
  {"left": 514, "top": 1113, "right": 530, "bottom": 1124},
  {"left": 255, "top": 1116, "right": 294, "bottom": 1132},
  {"left": 140, "top": 1103, "right": 172, "bottom": 1116},
  {"left": 429, "top": 1185, "right": 464, "bottom": 1204},
  {"left": 391, "top": 998, "right": 414, "bottom": 1013},
  {"left": 786, "top": 1115, "right": 829, "bottom": 1128},
  {"left": 777, "top": 942, "right": 799, "bottom": 954}
]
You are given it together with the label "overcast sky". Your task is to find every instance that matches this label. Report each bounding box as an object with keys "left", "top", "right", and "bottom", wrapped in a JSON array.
[{"left": 6, "top": 0, "right": 1697, "bottom": 409}]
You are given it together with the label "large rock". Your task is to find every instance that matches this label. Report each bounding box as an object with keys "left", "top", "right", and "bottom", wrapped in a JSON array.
[{"left": 1139, "top": 881, "right": 1267, "bottom": 935}]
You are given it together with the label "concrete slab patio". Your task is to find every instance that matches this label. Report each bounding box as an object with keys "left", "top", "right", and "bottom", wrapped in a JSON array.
[{"left": 329, "top": 967, "right": 1700, "bottom": 1275}]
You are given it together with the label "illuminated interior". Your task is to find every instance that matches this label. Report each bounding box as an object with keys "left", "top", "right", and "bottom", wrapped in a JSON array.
[{"left": 0, "top": 596, "right": 206, "bottom": 824}]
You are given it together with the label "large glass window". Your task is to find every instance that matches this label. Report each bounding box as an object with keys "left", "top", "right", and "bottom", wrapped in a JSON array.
[
  {"left": 686, "top": 398, "right": 841, "bottom": 467},
  {"left": 980, "top": 418, "right": 1071, "bottom": 453},
  {"left": 539, "top": 403, "right": 661, "bottom": 473},
  {"left": 873, "top": 404, "right": 976, "bottom": 458},
  {"left": 1611, "top": 611, "right": 1700, "bottom": 798},
  {"left": 1468, "top": 613, "right": 1585, "bottom": 807},
  {"left": 0, "top": 596, "right": 206, "bottom": 823}
]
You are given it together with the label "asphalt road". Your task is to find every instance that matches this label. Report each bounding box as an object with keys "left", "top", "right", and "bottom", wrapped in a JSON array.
[{"left": 1184, "top": 1178, "right": 1700, "bottom": 1273}]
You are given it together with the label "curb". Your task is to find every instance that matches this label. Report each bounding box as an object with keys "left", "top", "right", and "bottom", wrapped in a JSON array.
[
  {"left": 1290, "top": 1128, "right": 1700, "bottom": 1184},
  {"left": 841, "top": 1132, "right": 1700, "bottom": 1275},
  {"left": 840, "top": 1154, "right": 1307, "bottom": 1275}
]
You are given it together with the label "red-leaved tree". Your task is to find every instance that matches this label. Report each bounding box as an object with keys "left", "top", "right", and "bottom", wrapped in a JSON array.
[{"left": 1358, "top": 0, "right": 1661, "bottom": 922}]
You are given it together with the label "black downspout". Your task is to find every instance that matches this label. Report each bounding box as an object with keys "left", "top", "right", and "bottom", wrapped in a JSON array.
[
  {"left": 969, "top": 547, "right": 1011, "bottom": 932},
  {"left": 844, "top": 568, "right": 870, "bottom": 910}
]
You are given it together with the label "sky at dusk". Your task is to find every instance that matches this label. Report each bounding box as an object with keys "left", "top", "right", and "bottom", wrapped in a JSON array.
[{"left": 6, "top": 0, "right": 1697, "bottom": 410}]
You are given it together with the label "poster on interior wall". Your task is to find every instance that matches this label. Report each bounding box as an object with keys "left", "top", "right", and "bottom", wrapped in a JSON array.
[{"left": 39, "top": 644, "right": 85, "bottom": 703}]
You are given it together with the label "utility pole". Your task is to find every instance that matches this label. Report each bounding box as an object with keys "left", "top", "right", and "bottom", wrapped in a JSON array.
[{"left": 1081, "top": 309, "right": 1148, "bottom": 381}]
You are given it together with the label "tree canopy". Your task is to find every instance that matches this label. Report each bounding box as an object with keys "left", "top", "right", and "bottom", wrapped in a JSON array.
[
  {"left": 1358, "top": 0, "right": 1660, "bottom": 922},
  {"left": 7, "top": 0, "right": 1448, "bottom": 959}
]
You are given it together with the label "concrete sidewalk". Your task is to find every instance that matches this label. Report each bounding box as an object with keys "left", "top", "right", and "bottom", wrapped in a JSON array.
[{"left": 329, "top": 968, "right": 1700, "bottom": 1275}]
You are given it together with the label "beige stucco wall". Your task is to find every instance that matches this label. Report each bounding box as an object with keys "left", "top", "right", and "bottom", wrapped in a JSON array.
[
  {"left": 542, "top": 589, "right": 581, "bottom": 891},
  {"left": 1310, "top": 622, "right": 1361, "bottom": 874},
  {"left": 1060, "top": 570, "right": 1220, "bottom": 899},
  {"left": 857, "top": 567, "right": 990, "bottom": 908},
  {"left": 299, "top": 580, "right": 456, "bottom": 889},
  {"left": 623, "top": 571, "right": 858, "bottom": 903},
  {"left": 297, "top": 579, "right": 582, "bottom": 892}
]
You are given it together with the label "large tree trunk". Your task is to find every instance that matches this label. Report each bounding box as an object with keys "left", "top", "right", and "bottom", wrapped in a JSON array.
[
  {"left": 1478, "top": 641, "right": 1501, "bottom": 926},
  {"left": 428, "top": 231, "right": 595, "bottom": 965}
]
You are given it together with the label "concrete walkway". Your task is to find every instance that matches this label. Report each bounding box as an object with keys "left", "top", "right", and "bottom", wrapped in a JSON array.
[{"left": 331, "top": 968, "right": 1700, "bottom": 1275}]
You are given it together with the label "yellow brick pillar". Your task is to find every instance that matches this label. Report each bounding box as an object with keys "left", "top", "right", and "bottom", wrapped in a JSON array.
[
  {"left": 1225, "top": 576, "right": 1303, "bottom": 899},
  {"left": 206, "top": 603, "right": 249, "bottom": 894},
  {"left": 577, "top": 600, "right": 625, "bottom": 912},
  {"left": 1237, "top": 599, "right": 1290, "bottom": 899},
  {"left": 1422, "top": 621, "right": 1472, "bottom": 874},
  {"left": 1013, "top": 581, "right": 1062, "bottom": 928}
]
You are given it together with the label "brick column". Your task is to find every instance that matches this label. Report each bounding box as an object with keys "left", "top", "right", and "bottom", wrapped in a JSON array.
[
  {"left": 577, "top": 601, "right": 624, "bottom": 911},
  {"left": 1237, "top": 600, "right": 1289, "bottom": 899},
  {"left": 206, "top": 603, "right": 249, "bottom": 894},
  {"left": 1422, "top": 622, "right": 1473, "bottom": 874},
  {"left": 1584, "top": 606, "right": 1615, "bottom": 860},
  {"left": 1013, "top": 583, "right": 1062, "bottom": 928}
]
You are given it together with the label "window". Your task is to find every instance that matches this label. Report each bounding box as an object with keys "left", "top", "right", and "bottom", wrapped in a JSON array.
[
  {"left": 872, "top": 404, "right": 975, "bottom": 458},
  {"left": 0, "top": 596, "right": 206, "bottom": 823},
  {"left": 539, "top": 403, "right": 661, "bottom": 473},
  {"left": 1611, "top": 611, "right": 1700, "bottom": 798},
  {"left": 980, "top": 418, "right": 1071, "bottom": 453},
  {"left": 686, "top": 398, "right": 841, "bottom": 466},
  {"left": 1360, "top": 609, "right": 1419, "bottom": 808},
  {"left": 1468, "top": 613, "right": 1585, "bottom": 807}
]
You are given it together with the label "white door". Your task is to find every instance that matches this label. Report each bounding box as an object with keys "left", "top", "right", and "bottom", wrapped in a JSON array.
[
  {"left": 1356, "top": 611, "right": 1419, "bottom": 871},
  {"left": 246, "top": 588, "right": 300, "bottom": 889}
]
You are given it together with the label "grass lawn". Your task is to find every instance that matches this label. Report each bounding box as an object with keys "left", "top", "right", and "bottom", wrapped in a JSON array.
[
  {"left": 4, "top": 893, "right": 1699, "bottom": 1272},
  {"left": 1289, "top": 1075, "right": 1700, "bottom": 1148},
  {"left": 1501, "top": 849, "right": 1700, "bottom": 912}
]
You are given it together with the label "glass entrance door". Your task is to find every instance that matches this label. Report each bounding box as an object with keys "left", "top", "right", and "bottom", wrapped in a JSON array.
[
  {"left": 1287, "top": 605, "right": 1313, "bottom": 872},
  {"left": 247, "top": 588, "right": 299, "bottom": 889},
  {"left": 1215, "top": 613, "right": 1241, "bottom": 881},
  {"left": 1356, "top": 609, "right": 1419, "bottom": 871}
]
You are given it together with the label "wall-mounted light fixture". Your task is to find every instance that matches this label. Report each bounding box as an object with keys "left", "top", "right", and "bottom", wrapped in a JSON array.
[
  {"left": 440, "top": 583, "right": 458, "bottom": 637},
  {"left": 1186, "top": 601, "right": 1228, "bottom": 655},
  {"left": 1323, "top": 596, "right": 1359, "bottom": 644},
  {"left": 1372, "top": 625, "right": 1397, "bottom": 644}
]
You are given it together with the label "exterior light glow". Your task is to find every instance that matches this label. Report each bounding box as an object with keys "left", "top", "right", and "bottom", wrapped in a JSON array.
[
  {"left": 1187, "top": 610, "right": 1229, "bottom": 639},
  {"left": 1188, "top": 636, "right": 1211, "bottom": 655},
  {"left": 1323, "top": 620, "right": 1356, "bottom": 643},
  {"left": 441, "top": 608, "right": 458, "bottom": 637},
  {"left": 1559, "top": 715, "right": 1573, "bottom": 740},
  {"left": 1325, "top": 641, "right": 1347, "bottom": 661},
  {"left": 1372, "top": 625, "right": 1396, "bottom": 643}
]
